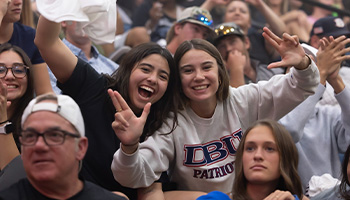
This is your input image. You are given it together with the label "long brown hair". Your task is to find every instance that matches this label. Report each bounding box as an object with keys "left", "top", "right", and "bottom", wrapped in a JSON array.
[
  {"left": 0, "top": 43, "right": 34, "bottom": 148},
  {"left": 173, "top": 38, "right": 230, "bottom": 108},
  {"left": 232, "top": 119, "right": 303, "bottom": 200},
  {"left": 106, "top": 42, "right": 179, "bottom": 141}
]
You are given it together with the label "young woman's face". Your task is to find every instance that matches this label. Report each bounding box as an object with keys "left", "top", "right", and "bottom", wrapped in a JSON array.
[
  {"left": 224, "top": 1, "right": 250, "bottom": 31},
  {"left": 243, "top": 125, "right": 280, "bottom": 185},
  {"left": 179, "top": 49, "right": 219, "bottom": 106},
  {"left": 0, "top": 50, "right": 28, "bottom": 101},
  {"left": 128, "top": 54, "right": 170, "bottom": 113}
]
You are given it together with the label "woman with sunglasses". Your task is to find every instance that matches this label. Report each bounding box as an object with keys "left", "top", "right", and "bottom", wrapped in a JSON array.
[
  {"left": 111, "top": 27, "right": 321, "bottom": 195},
  {"left": 0, "top": 43, "right": 34, "bottom": 190}
]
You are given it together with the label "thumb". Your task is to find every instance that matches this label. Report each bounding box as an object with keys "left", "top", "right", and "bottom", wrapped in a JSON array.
[
  {"left": 140, "top": 102, "right": 151, "bottom": 123},
  {"left": 267, "top": 61, "right": 284, "bottom": 69},
  {"left": 7, "top": 101, "right": 11, "bottom": 108}
]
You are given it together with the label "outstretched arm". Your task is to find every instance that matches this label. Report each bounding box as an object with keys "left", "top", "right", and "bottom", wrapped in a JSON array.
[
  {"left": 0, "top": 0, "right": 19, "bottom": 171},
  {"left": 34, "top": 16, "right": 78, "bottom": 84}
]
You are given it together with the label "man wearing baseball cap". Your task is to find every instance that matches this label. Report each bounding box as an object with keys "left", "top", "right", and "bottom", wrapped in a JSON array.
[
  {"left": 166, "top": 6, "right": 215, "bottom": 55},
  {"left": 310, "top": 16, "right": 350, "bottom": 49},
  {"left": 308, "top": 16, "right": 350, "bottom": 106},
  {"left": 213, "top": 22, "right": 284, "bottom": 87},
  {"left": 0, "top": 93, "right": 126, "bottom": 199}
]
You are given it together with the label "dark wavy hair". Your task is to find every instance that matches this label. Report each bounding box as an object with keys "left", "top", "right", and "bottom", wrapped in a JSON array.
[
  {"left": 173, "top": 38, "right": 230, "bottom": 108},
  {"left": 232, "top": 119, "right": 303, "bottom": 200},
  {"left": 0, "top": 43, "right": 34, "bottom": 148},
  {"left": 339, "top": 145, "right": 350, "bottom": 199},
  {"left": 106, "top": 42, "right": 179, "bottom": 141}
]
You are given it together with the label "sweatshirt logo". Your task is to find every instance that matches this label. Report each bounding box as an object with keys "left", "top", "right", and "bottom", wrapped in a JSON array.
[{"left": 183, "top": 129, "right": 242, "bottom": 167}]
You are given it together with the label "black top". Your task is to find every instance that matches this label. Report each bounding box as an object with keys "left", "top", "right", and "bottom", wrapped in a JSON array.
[
  {"left": 0, "top": 178, "right": 127, "bottom": 200},
  {"left": 58, "top": 59, "right": 137, "bottom": 199}
]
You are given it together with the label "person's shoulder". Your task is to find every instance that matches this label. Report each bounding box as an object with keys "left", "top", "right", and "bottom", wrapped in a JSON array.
[
  {"left": 81, "top": 181, "right": 127, "bottom": 200},
  {"left": 0, "top": 178, "right": 30, "bottom": 199}
]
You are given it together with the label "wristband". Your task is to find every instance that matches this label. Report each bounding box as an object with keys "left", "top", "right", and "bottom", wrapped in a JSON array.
[{"left": 0, "top": 120, "right": 8, "bottom": 125}]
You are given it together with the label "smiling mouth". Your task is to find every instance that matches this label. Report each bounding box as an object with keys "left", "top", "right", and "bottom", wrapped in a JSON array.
[
  {"left": 7, "top": 85, "right": 18, "bottom": 89},
  {"left": 139, "top": 86, "right": 154, "bottom": 98},
  {"left": 193, "top": 85, "right": 208, "bottom": 90}
]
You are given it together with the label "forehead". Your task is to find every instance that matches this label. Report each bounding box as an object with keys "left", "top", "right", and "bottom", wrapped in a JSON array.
[
  {"left": 184, "top": 22, "right": 208, "bottom": 32},
  {"left": 180, "top": 49, "right": 217, "bottom": 66},
  {"left": 227, "top": 1, "right": 249, "bottom": 10},
  {"left": 245, "top": 125, "right": 275, "bottom": 143},
  {"left": 0, "top": 50, "right": 23, "bottom": 63},
  {"left": 23, "top": 111, "right": 75, "bottom": 132},
  {"left": 218, "top": 34, "right": 244, "bottom": 45},
  {"left": 135, "top": 54, "right": 170, "bottom": 71}
]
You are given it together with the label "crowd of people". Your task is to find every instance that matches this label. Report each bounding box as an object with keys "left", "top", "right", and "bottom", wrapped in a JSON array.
[{"left": 0, "top": 0, "right": 349, "bottom": 199}]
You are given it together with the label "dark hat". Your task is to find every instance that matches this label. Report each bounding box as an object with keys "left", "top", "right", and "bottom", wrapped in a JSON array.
[
  {"left": 213, "top": 22, "right": 245, "bottom": 45},
  {"left": 310, "top": 16, "right": 350, "bottom": 38}
]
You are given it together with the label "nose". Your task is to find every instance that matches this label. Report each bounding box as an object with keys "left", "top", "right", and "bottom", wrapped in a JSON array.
[
  {"left": 4, "top": 68, "right": 15, "bottom": 80},
  {"left": 253, "top": 147, "right": 263, "bottom": 161},
  {"left": 33, "top": 136, "right": 49, "bottom": 150},
  {"left": 12, "top": 0, "right": 22, "bottom": 5},
  {"left": 194, "top": 69, "right": 205, "bottom": 81},
  {"left": 147, "top": 71, "right": 157, "bottom": 85}
]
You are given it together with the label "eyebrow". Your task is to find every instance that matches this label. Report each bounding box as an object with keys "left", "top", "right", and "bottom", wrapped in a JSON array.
[
  {"left": 139, "top": 62, "right": 170, "bottom": 77},
  {"left": 245, "top": 141, "right": 276, "bottom": 145},
  {"left": 0, "top": 62, "right": 25, "bottom": 66},
  {"left": 180, "top": 60, "right": 214, "bottom": 69}
]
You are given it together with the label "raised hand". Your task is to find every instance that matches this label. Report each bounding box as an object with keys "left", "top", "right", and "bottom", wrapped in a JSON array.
[
  {"left": 262, "top": 27, "right": 310, "bottom": 70},
  {"left": 317, "top": 36, "right": 350, "bottom": 83},
  {"left": 0, "top": 0, "right": 10, "bottom": 19},
  {"left": 108, "top": 89, "right": 151, "bottom": 154},
  {"left": 226, "top": 50, "right": 246, "bottom": 87},
  {"left": 0, "top": 80, "right": 8, "bottom": 123}
]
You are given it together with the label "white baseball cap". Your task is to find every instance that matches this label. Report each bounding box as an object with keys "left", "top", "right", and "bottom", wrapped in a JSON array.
[{"left": 21, "top": 93, "right": 85, "bottom": 137}]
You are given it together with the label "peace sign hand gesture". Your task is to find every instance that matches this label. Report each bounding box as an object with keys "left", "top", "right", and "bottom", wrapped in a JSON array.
[{"left": 108, "top": 89, "right": 151, "bottom": 154}]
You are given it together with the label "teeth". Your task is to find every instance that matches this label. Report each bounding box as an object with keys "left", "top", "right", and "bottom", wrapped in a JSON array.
[
  {"left": 194, "top": 85, "right": 207, "bottom": 90},
  {"left": 7, "top": 85, "right": 17, "bottom": 89},
  {"left": 140, "top": 86, "right": 154, "bottom": 93}
]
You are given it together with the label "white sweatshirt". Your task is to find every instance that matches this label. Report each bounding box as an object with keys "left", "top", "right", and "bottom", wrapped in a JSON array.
[{"left": 112, "top": 63, "right": 320, "bottom": 194}]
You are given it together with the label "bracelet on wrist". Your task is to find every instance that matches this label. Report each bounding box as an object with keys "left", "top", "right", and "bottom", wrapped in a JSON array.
[{"left": 0, "top": 120, "right": 8, "bottom": 125}]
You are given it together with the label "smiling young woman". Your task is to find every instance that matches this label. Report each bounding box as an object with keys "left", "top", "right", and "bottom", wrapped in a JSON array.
[
  {"left": 111, "top": 27, "right": 320, "bottom": 196},
  {"left": 34, "top": 15, "right": 180, "bottom": 199}
]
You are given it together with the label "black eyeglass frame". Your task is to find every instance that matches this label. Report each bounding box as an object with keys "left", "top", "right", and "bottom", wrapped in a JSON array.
[
  {"left": 0, "top": 63, "right": 29, "bottom": 79},
  {"left": 19, "top": 128, "right": 80, "bottom": 146}
]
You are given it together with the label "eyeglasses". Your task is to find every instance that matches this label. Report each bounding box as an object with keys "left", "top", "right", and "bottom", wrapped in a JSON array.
[
  {"left": 19, "top": 128, "right": 80, "bottom": 146},
  {"left": 214, "top": 25, "right": 245, "bottom": 37},
  {"left": 0, "top": 63, "right": 29, "bottom": 79}
]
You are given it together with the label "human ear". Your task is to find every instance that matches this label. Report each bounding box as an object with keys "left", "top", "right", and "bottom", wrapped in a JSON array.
[{"left": 76, "top": 137, "right": 88, "bottom": 161}]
